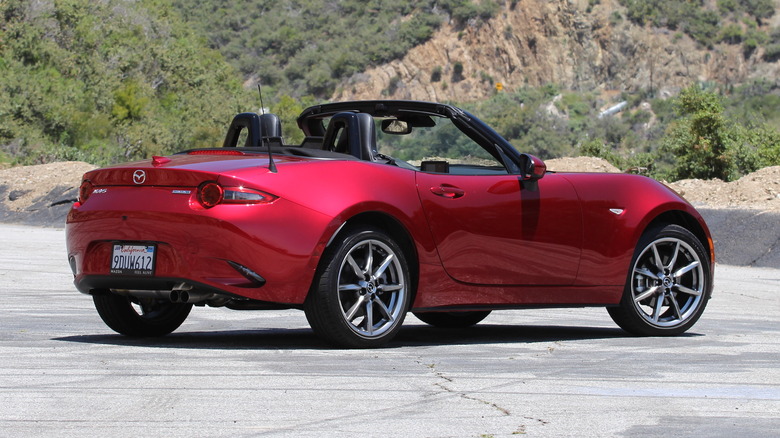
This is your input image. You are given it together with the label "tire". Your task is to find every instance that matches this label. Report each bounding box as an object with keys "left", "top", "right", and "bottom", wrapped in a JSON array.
[
  {"left": 93, "top": 293, "right": 192, "bottom": 337},
  {"left": 413, "top": 311, "right": 491, "bottom": 328},
  {"left": 305, "top": 225, "right": 411, "bottom": 348},
  {"left": 608, "top": 224, "right": 712, "bottom": 336}
]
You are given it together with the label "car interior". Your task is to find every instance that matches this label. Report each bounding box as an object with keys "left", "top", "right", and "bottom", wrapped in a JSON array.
[{"left": 206, "top": 109, "right": 510, "bottom": 174}]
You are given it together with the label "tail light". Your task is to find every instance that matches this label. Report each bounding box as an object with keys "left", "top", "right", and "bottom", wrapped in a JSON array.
[
  {"left": 78, "top": 180, "right": 94, "bottom": 204},
  {"left": 198, "top": 182, "right": 224, "bottom": 208},
  {"left": 197, "top": 182, "right": 277, "bottom": 209}
]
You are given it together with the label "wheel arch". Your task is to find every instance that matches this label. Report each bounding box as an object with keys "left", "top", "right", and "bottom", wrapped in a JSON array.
[
  {"left": 322, "top": 211, "right": 420, "bottom": 303},
  {"left": 641, "top": 209, "right": 714, "bottom": 266}
]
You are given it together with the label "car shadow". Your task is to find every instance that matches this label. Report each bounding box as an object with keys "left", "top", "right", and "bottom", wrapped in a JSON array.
[
  {"left": 397, "top": 323, "right": 629, "bottom": 347},
  {"left": 50, "top": 323, "right": 669, "bottom": 350},
  {"left": 54, "top": 328, "right": 323, "bottom": 350}
]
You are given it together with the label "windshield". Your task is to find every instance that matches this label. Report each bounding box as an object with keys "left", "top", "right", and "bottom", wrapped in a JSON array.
[{"left": 376, "top": 115, "right": 507, "bottom": 174}]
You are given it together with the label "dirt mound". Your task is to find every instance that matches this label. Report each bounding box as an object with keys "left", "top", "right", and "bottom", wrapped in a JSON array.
[
  {"left": 668, "top": 166, "right": 780, "bottom": 211},
  {"left": 1, "top": 162, "right": 95, "bottom": 211},
  {"left": 545, "top": 157, "right": 621, "bottom": 173},
  {"left": 0, "top": 162, "right": 95, "bottom": 226}
]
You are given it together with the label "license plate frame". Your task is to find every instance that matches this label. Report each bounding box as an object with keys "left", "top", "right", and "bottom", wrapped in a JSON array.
[{"left": 110, "top": 243, "right": 156, "bottom": 276}]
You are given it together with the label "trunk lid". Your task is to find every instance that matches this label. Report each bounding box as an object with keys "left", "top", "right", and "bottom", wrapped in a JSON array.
[{"left": 82, "top": 152, "right": 308, "bottom": 187}]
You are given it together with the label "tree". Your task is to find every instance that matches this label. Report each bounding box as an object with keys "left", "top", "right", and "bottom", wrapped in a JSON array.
[{"left": 662, "top": 86, "right": 734, "bottom": 181}]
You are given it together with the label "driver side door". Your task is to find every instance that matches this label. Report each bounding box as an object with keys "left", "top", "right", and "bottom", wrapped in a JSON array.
[{"left": 416, "top": 171, "right": 583, "bottom": 286}]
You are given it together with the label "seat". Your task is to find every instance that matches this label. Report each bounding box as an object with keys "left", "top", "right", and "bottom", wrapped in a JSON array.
[
  {"left": 322, "top": 112, "right": 378, "bottom": 161},
  {"left": 223, "top": 113, "right": 284, "bottom": 148},
  {"left": 258, "top": 113, "right": 281, "bottom": 137},
  {"left": 259, "top": 113, "right": 283, "bottom": 147},
  {"left": 223, "top": 113, "right": 261, "bottom": 147}
]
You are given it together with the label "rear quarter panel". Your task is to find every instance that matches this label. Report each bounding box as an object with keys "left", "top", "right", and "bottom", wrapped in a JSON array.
[{"left": 221, "top": 159, "right": 441, "bottom": 271}]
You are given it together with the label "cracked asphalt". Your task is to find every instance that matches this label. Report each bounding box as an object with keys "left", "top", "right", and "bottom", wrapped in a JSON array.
[{"left": 1, "top": 224, "right": 779, "bottom": 437}]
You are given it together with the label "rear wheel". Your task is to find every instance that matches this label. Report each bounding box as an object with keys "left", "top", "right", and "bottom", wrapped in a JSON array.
[
  {"left": 608, "top": 224, "right": 711, "bottom": 336},
  {"left": 93, "top": 293, "right": 192, "bottom": 337},
  {"left": 413, "top": 311, "right": 491, "bottom": 328},
  {"left": 305, "top": 226, "right": 411, "bottom": 348}
]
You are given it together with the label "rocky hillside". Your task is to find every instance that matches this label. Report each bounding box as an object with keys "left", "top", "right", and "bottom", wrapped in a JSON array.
[{"left": 334, "top": 0, "right": 780, "bottom": 102}]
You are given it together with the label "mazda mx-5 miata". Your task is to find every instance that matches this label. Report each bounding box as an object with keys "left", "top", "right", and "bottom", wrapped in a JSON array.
[{"left": 66, "top": 100, "right": 714, "bottom": 348}]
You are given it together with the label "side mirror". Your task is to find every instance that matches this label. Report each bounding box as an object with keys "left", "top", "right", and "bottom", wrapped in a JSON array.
[
  {"left": 518, "top": 154, "right": 545, "bottom": 191},
  {"left": 519, "top": 154, "right": 546, "bottom": 180},
  {"left": 381, "top": 119, "right": 412, "bottom": 135}
]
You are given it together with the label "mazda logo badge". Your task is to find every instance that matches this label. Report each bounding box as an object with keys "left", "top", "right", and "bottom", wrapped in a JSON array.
[{"left": 133, "top": 170, "right": 147, "bottom": 185}]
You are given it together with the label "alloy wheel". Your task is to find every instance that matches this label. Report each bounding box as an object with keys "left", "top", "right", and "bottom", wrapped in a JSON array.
[
  {"left": 336, "top": 239, "right": 406, "bottom": 338},
  {"left": 629, "top": 237, "right": 705, "bottom": 327}
]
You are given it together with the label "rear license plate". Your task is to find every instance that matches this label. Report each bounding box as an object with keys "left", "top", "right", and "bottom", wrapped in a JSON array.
[{"left": 110, "top": 244, "right": 156, "bottom": 276}]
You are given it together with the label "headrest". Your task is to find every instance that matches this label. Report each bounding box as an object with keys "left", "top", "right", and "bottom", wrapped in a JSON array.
[{"left": 259, "top": 113, "right": 282, "bottom": 138}]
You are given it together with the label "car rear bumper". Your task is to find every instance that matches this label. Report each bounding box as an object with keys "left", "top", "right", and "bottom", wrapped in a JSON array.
[{"left": 66, "top": 191, "right": 333, "bottom": 304}]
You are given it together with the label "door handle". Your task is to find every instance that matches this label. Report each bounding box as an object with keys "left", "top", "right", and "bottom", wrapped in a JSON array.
[{"left": 430, "top": 185, "right": 465, "bottom": 199}]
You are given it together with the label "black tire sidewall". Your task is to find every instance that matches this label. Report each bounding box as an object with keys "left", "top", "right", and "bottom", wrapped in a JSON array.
[
  {"left": 610, "top": 224, "right": 712, "bottom": 336},
  {"left": 93, "top": 293, "right": 192, "bottom": 337},
  {"left": 305, "top": 226, "right": 411, "bottom": 348}
]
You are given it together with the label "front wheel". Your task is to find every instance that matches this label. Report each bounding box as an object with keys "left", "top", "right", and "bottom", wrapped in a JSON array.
[
  {"left": 93, "top": 293, "right": 192, "bottom": 337},
  {"left": 608, "top": 224, "right": 712, "bottom": 336},
  {"left": 305, "top": 226, "right": 411, "bottom": 348}
]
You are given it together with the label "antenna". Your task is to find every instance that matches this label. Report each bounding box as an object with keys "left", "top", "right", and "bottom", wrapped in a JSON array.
[
  {"left": 257, "top": 83, "right": 277, "bottom": 173},
  {"left": 257, "top": 84, "right": 266, "bottom": 115}
]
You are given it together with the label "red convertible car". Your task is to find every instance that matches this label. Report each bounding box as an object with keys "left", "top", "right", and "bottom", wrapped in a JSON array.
[{"left": 66, "top": 100, "right": 714, "bottom": 348}]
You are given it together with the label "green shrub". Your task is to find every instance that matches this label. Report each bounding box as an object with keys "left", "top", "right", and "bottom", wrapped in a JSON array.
[
  {"left": 719, "top": 23, "right": 744, "bottom": 44},
  {"left": 661, "top": 86, "right": 734, "bottom": 181},
  {"left": 763, "top": 44, "right": 780, "bottom": 62},
  {"left": 431, "top": 66, "right": 443, "bottom": 82},
  {"left": 740, "top": 0, "right": 775, "bottom": 23},
  {"left": 580, "top": 139, "right": 624, "bottom": 169},
  {"left": 609, "top": 11, "right": 623, "bottom": 26},
  {"left": 618, "top": 0, "right": 774, "bottom": 47},
  {"left": 743, "top": 37, "right": 759, "bottom": 57},
  {"left": 112, "top": 80, "right": 149, "bottom": 121},
  {"left": 452, "top": 62, "right": 465, "bottom": 82},
  {"left": 657, "top": 85, "right": 780, "bottom": 181},
  {"left": 384, "top": 76, "right": 402, "bottom": 96},
  {"left": 717, "top": 0, "right": 739, "bottom": 14}
]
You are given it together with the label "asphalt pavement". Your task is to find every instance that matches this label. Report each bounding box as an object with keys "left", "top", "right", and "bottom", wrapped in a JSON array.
[{"left": 1, "top": 224, "right": 779, "bottom": 437}]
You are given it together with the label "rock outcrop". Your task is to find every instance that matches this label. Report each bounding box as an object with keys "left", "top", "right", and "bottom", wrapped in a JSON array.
[{"left": 333, "top": 0, "right": 779, "bottom": 102}]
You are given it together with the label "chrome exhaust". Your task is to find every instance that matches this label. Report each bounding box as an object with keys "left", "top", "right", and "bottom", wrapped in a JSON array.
[{"left": 169, "top": 283, "right": 219, "bottom": 303}]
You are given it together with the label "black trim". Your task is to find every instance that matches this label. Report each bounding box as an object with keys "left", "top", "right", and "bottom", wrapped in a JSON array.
[
  {"left": 176, "top": 147, "right": 361, "bottom": 161},
  {"left": 79, "top": 276, "right": 298, "bottom": 310},
  {"left": 76, "top": 275, "right": 251, "bottom": 298},
  {"left": 226, "top": 260, "right": 266, "bottom": 287},
  {"left": 411, "top": 303, "right": 616, "bottom": 312}
]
